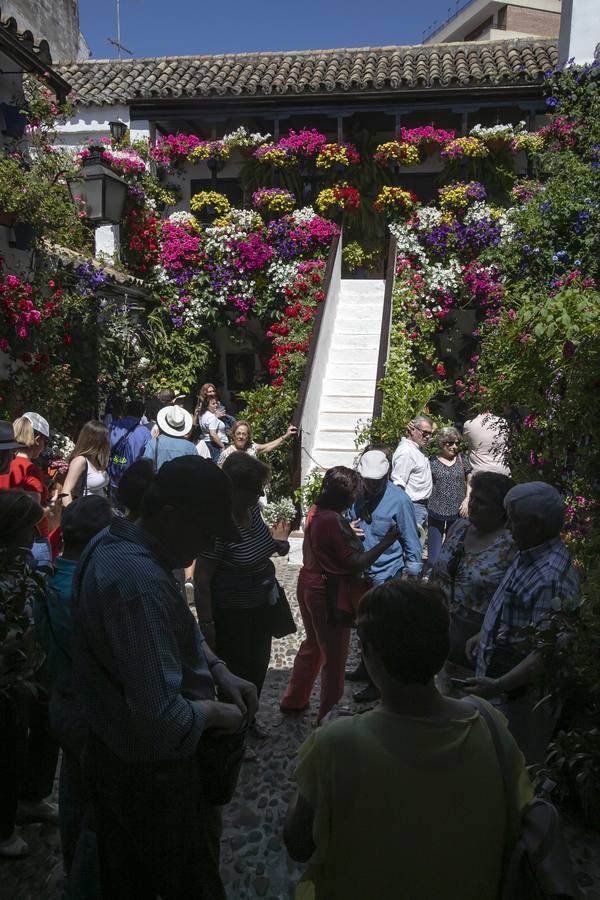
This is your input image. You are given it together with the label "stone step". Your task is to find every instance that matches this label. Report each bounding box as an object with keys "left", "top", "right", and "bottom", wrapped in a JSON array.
[
  {"left": 335, "top": 300, "right": 383, "bottom": 322},
  {"left": 319, "top": 411, "right": 366, "bottom": 430},
  {"left": 329, "top": 333, "right": 380, "bottom": 349},
  {"left": 323, "top": 378, "right": 376, "bottom": 395},
  {"left": 327, "top": 346, "right": 379, "bottom": 364},
  {"left": 310, "top": 448, "right": 361, "bottom": 469},
  {"left": 320, "top": 394, "right": 374, "bottom": 412},
  {"left": 314, "top": 428, "right": 358, "bottom": 450},
  {"left": 325, "top": 362, "right": 377, "bottom": 380}
]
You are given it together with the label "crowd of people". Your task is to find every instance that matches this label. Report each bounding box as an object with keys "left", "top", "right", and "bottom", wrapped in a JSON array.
[{"left": 0, "top": 393, "right": 582, "bottom": 899}]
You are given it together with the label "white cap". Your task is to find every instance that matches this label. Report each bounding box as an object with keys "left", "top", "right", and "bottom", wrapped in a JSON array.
[
  {"left": 157, "top": 404, "right": 193, "bottom": 438},
  {"left": 357, "top": 450, "right": 389, "bottom": 479},
  {"left": 23, "top": 412, "right": 49, "bottom": 438}
]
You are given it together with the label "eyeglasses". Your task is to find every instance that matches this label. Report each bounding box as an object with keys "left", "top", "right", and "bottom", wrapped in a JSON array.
[
  {"left": 414, "top": 425, "right": 433, "bottom": 439},
  {"left": 443, "top": 440, "right": 459, "bottom": 446}
]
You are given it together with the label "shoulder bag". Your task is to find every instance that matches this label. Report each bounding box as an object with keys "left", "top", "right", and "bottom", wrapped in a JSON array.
[
  {"left": 467, "top": 696, "right": 583, "bottom": 900},
  {"left": 268, "top": 581, "right": 296, "bottom": 639}
]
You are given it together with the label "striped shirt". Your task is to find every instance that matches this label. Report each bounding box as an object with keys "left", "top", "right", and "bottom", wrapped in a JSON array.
[
  {"left": 202, "top": 505, "right": 278, "bottom": 608},
  {"left": 72, "top": 517, "right": 214, "bottom": 761},
  {"left": 477, "top": 536, "right": 579, "bottom": 677}
]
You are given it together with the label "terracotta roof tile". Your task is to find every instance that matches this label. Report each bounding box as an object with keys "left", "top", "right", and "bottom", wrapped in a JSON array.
[{"left": 56, "top": 38, "right": 557, "bottom": 107}]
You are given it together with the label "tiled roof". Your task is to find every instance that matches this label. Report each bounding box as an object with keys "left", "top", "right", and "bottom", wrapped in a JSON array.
[
  {"left": 57, "top": 38, "right": 557, "bottom": 106},
  {"left": 0, "top": 6, "right": 71, "bottom": 98}
]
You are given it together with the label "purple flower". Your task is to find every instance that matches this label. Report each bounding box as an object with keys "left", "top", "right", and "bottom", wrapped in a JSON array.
[{"left": 545, "top": 97, "right": 559, "bottom": 107}]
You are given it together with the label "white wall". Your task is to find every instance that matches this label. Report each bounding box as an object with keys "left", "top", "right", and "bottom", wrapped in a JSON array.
[
  {"left": 558, "top": 0, "right": 600, "bottom": 64},
  {"left": 300, "top": 238, "right": 342, "bottom": 485}
]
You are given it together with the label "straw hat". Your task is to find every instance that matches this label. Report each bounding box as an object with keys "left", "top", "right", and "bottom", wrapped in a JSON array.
[{"left": 156, "top": 405, "right": 193, "bottom": 438}]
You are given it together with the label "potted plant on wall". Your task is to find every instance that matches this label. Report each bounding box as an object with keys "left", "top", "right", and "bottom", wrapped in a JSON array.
[{"left": 262, "top": 495, "right": 296, "bottom": 539}]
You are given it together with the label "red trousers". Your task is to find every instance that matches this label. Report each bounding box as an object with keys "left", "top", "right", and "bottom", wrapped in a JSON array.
[{"left": 281, "top": 570, "right": 351, "bottom": 723}]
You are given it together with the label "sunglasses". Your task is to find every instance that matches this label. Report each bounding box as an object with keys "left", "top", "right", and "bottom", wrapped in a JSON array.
[
  {"left": 414, "top": 425, "right": 433, "bottom": 439},
  {"left": 443, "top": 440, "right": 459, "bottom": 446}
]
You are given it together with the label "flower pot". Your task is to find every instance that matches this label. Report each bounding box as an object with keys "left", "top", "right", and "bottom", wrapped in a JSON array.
[{"left": 269, "top": 519, "right": 291, "bottom": 540}]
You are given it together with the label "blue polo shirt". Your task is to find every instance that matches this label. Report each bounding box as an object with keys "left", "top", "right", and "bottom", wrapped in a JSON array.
[{"left": 349, "top": 482, "right": 422, "bottom": 582}]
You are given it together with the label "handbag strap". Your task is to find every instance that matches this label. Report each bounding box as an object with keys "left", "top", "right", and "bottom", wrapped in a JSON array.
[
  {"left": 465, "top": 696, "right": 517, "bottom": 848},
  {"left": 153, "top": 434, "right": 160, "bottom": 472}
]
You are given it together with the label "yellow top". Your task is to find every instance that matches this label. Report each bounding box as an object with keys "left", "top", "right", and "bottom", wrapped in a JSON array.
[{"left": 294, "top": 701, "right": 532, "bottom": 900}]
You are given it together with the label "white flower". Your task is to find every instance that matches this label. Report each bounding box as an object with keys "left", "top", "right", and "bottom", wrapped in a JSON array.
[
  {"left": 221, "top": 126, "right": 271, "bottom": 149},
  {"left": 168, "top": 210, "right": 197, "bottom": 227},
  {"left": 291, "top": 207, "right": 317, "bottom": 224}
]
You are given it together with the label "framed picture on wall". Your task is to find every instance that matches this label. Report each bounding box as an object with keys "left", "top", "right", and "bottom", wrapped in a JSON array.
[{"left": 226, "top": 352, "right": 255, "bottom": 391}]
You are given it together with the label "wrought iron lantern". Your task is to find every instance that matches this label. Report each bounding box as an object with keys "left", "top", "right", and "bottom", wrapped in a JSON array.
[
  {"left": 109, "top": 120, "right": 128, "bottom": 144},
  {"left": 67, "top": 145, "right": 128, "bottom": 224}
]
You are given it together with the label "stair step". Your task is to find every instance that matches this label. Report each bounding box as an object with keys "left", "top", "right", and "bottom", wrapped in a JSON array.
[
  {"left": 319, "top": 412, "right": 367, "bottom": 429},
  {"left": 314, "top": 429, "right": 359, "bottom": 450},
  {"left": 328, "top": 347, "right": 379, "bottom": 364},
  {"left": 321, "top": 395, "right": 374, "bottom": 412},
  {"left": 323, "top": 379, "right": 376, "bottom": 395},
  {"left": 326, "top": 362, "right": 377, "bottom": 379},
  {"left": 329, "top": 334, "right": 380, "bottom": 349},
  {"left": 310, "top": 448, "right": 361, "bottom": 469}
]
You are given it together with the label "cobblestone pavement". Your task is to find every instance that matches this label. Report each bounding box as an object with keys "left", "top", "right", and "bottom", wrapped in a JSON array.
[{"left": 3, "top": 555, "right": 599, "bottom": 899}]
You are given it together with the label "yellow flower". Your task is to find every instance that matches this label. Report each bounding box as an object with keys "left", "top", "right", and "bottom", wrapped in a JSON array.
[
  {"left": 189, "top": 191, "right": 231, "bottom": 217},
  {"left": 374, "top": 141, "right": 421, "bottom": 166}
]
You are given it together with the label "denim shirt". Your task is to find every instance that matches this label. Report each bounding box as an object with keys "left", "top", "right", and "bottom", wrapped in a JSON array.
[{"left": 349, "top": 482, "right": 422, "bottom": 582}]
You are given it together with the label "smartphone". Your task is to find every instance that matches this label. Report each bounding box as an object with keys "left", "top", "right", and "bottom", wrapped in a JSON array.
[{"left": 450, "top": 677, "right": 471, "bottom": 688}]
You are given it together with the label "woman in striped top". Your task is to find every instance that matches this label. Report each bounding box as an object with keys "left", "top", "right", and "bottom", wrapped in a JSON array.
[{"left": 195, "top": 452, "right": 288, "bottom": 703}]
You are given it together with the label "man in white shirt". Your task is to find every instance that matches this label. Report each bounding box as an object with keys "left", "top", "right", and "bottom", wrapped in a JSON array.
[{"left": 391, "top": 414, "right": 433, "bottom": 529}]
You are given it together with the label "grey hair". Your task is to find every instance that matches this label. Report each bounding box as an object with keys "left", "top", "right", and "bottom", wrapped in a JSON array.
[
  {"left": 438, "top": 426, "right": 461, "bottom": 444},
  {"left": 411, "top": 414, "right": 433, "bottom": 430}
]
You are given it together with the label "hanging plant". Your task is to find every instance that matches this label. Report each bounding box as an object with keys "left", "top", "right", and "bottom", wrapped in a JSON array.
[
  {"left": 373, "top": 186, "right": 418, "bottom": 218},
  {"left": 189, "top": 191, "right": 231, "bottom": 218},
  {"left": 252, "top": 187, "right": 296, "bottom": 216}
]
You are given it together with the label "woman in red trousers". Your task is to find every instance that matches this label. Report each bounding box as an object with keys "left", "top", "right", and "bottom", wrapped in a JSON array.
[{"left": 281, "top": 467, "right": 399, "bottom": 723}]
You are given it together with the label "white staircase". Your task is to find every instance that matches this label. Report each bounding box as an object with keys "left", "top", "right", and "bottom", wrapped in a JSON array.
[{"left": 310, "top": 279, "right": 385, "bottom": 470}]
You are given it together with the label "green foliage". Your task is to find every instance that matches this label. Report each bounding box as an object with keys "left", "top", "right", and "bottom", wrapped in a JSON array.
[
  {"left": 294, "top": 467, "right": 324, "bottom": 513},
  {"left": 143, "top": 309, "right": 214, "bottom": 396},
  {"left": 474, "top": 280, "right": 600, "bottom": 489},
  {"left": 238, "top": 384, "right": 297, "bottom": 498},
  {"left": 486, "top": 154, "right": 600, "bottom": 293},
  {"left": 359, "top": 281, "right": 440, "bottom": 449}
]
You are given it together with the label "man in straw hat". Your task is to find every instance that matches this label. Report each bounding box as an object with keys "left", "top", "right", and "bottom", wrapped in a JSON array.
[{"left": 142, "top": 404, "right": 198, "bottom": 470}]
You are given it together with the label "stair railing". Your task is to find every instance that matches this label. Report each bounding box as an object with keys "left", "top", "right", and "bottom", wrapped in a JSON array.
[
  {"left": 372, "top": 234, "right": 397, "bottom": 420},
  {"left": 291, "top": 232, "right": 342, "bottom": 489}
]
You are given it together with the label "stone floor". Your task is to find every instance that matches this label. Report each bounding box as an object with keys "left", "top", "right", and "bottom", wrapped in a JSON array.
[{"left": 3, "top": 554, "right": 599, "bottom": 899}]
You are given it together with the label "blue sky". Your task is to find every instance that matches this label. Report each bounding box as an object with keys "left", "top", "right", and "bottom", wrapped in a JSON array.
[{"left": 79, "top": 0, "right": 463, "bottom": 59}]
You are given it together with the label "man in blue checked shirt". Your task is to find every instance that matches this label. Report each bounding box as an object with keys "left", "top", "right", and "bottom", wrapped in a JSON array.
[
  {"left": 347, "top": 449, "right": 422, "bottom": 701},
  {"left": 73, "top": 456, "right": 258, "bottom": 899},
  {"left": 465, "top": 481, "right": 580, "bottom": 766}
]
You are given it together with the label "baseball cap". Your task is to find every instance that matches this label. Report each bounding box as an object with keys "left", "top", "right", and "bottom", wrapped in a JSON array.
[
  {"left": 61, "top": 496, "right": 113, "bottom": 546},
  {"left": 23, "top": 412, "right": 50, "bottom": 438},
  {"left": 152, "top": 456, "right": 241, "bottom": 542},
  {"left": 358, "top": 450, "right": 390, "bottom": 479},
  {"left": 0, "top": 420, "right": 25, "bottom": 451}
]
